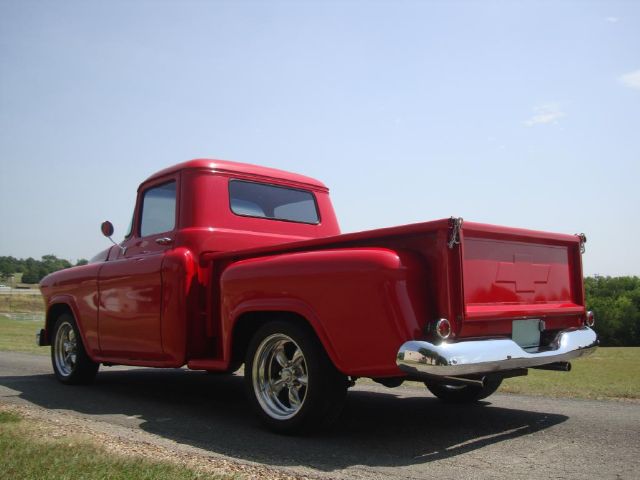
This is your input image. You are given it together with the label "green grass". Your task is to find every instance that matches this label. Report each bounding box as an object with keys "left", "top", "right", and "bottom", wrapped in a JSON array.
[
  {"left": 362, "top": 347, "right": 639, "bottom": 402},
  {"left": 499, "top": 347, "right": 640, "bottom": 400},
  {"left": 0, "top": 314, "right": 47, "bottom": 355},
  {"left": 0, "top": 410, "right": 21, "bottom": 423},
  {"left": 0, "top": 292, "right": 45, "bottom": 313},
  {"left": 0, "top": 409, "right": 232, "bottom": 480}
]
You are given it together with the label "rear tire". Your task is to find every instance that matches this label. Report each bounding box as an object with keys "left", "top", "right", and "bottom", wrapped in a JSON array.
[
  {"left": 244, "top": 320, "right": 347, "bottom": 434},
  {"left": 425, "top": 377, "right": 502, "bottom": 403},
  {"left": 51, "top": 313, "right": 99, "bottom": 384}
]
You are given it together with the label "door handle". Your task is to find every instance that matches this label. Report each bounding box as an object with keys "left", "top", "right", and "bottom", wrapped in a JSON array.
[{"left": 155, "top": 237, "right": 173, "bottom": 246}]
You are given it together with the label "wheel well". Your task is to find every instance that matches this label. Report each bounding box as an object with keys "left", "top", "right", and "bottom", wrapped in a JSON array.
[
  {"left": 45, "top": 303, "right": 73, "bottom": 344},
  {"left": 230, "top": 311, "right": 317, "bottom": 369}
]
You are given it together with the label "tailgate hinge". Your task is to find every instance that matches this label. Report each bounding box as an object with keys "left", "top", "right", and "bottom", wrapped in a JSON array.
[
  {"left": 448, "top": 217, "right": 464, "bottom": 249},
  {"left": 576, "top": 233, "right": 587, "bottom": 254}
]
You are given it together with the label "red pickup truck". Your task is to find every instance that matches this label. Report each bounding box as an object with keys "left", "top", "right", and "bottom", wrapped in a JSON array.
[{"left": 38, "top": 159, "right": 597, "bottom": 433}]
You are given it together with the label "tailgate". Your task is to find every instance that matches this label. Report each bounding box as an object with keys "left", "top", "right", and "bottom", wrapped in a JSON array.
[{"left": 460, "top": 222, "right": 585, "bottom": 325}]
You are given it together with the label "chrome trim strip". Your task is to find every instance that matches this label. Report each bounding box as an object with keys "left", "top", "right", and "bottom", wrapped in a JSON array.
[{"left": 396, "top": 327, "right": 598, "bottom": 377}]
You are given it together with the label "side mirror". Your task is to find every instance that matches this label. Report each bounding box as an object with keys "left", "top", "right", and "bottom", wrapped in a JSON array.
[
  {"left": 101, "top": 221, "right": 126, "bottom": 255},
  {"left": 101, "top": 221, "right": 114, "bottom": 238}
]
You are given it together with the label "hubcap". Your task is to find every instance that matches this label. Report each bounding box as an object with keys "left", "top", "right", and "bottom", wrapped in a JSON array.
[
  {"left": 54, "top": 321, "right": 77, "bottom": 377},
  {"left": 252, "top": 333, "right": 308, "bottom": 420}
]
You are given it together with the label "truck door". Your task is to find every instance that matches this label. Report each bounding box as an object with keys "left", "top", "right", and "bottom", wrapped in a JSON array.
[{"left": 98, "top": 178, "right": 178, "bottom": 359}]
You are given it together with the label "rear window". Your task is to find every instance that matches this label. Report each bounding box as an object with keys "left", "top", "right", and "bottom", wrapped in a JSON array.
[{"left": 229, "top": 180, "right": 319, "bottom": 224}]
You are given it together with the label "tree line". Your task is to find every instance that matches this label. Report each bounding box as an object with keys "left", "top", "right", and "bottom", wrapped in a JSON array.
[
  {"left": 585, "top": 276, "right": 640, "bottom": 347},
  {"left": 1, "top": 255, "right": 638, "bottom": 346},
  {"left": 0, "top": 255, "right": 88, "bottom": 284}
]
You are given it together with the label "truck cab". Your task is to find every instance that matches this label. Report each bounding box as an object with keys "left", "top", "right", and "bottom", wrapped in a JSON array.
[{"left": 96, "top": 160, "right": 339, "bottom": 362}]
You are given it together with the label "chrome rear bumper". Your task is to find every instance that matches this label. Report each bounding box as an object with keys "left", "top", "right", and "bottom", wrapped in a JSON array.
[{"left": 396, "top": 327, "right": 598, "bottom": 377}]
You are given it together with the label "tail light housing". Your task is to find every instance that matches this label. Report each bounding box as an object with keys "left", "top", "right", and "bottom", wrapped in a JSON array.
[
  {"left": 435, "top": 318, "right": 452, "bottom": 340},
  {"left": 585, "top": 310, "right": 595, "bottom": 327}
]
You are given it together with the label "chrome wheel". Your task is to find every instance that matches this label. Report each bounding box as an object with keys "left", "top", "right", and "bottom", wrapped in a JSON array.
[
  {"left": 54, "top": 320, "right": 77, "bottom": 377},
  {"left": 252, "top": 333, "right": 308, "bottom": 420}
]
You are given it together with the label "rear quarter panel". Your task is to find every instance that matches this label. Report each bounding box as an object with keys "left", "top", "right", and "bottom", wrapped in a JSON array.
[{"left": 220, "top": 248, "right": 427, "bottom": 377}]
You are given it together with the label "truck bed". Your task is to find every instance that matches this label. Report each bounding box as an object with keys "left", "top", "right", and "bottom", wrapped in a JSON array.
[{"left": 203, "top": 218, "right": 586, "bottom": 342}]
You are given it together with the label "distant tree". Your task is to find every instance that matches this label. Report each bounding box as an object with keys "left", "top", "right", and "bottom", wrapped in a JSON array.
[
  {"left": 76, "top": 259, "right": 89, "bottom": 266},
  {"left": 41, "top": 254, "right": 72, "bottom": 272},
  {"left": 21, "top": 268, "right": 40, "bottom": 284},
  {"left": 585, "top": 276, "right": 640, "bottom": 346},
  {"left": 0, "top": 256, "right": 21, "bottom": 277},
  {"left": 0, "top": 257, "right": 14, "bottom": 277},
  {"left": 0, "top": 254, "right": 75, "bottom": 284}
]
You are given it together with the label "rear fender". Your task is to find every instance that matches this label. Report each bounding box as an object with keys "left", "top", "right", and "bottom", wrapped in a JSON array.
[
  {"left": 220, "top": 247, "right": 427, "bottom": 377},
  {"left": 225, "top": 298, "right": 338, "bottom": 369}
]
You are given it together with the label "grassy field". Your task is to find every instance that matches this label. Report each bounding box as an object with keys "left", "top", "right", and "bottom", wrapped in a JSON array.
[
  {"left": 0, "top": 315, "right": 49, "bottom": 355},
  {"left": 499, "top": 347, "right": 640, "bottom": 400},
  {"left": 0, "top": 292, "right": 44, "bottom": 314},
  {"left": 1, "top": 314, "right": 637, "bottom": 401},
  {"left": 0, "top": 314, "right": 46, "bottom": 355},
  {"left": 0, "top": 409, "right": 230, "bottom": 480}
]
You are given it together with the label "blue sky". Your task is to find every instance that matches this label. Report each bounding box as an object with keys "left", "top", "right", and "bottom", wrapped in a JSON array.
[{"left": 0, "top": 0, "right": 638, "bottom": 276}]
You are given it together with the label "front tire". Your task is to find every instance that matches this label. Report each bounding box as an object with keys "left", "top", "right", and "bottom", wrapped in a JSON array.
[
  {"left": 425, "top": 377, "right": 502, "bottom": 403},
  {"left": 51, "top": 313, "right": 99, "bottom": 384},
  {"left": 244, "top": 321, "right": 347, "bottom": 434}
]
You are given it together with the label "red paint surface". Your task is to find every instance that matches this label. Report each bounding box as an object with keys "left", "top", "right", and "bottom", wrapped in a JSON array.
[
  {"left": 40, "top": 159, "right": 588, "bottom": 377},
  {"left": 459, "top": 225, "right": 584, "bottom": 336}
]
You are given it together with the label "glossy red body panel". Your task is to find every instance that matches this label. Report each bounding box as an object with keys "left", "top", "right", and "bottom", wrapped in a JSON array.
[
  {"left": 39, "top": 160, "right": 587, "bottom": 378},
  {"left": 144, "top": 158, "right": 329, "bottom": 192},
  {"left": 178, "top": 169, "right": 339, "bottom": 250},
  {"left": 158, "top": 247, "right": 198, "bottom": 363},
  {"left": 40, "top": 264, "right": 102, "bottom": 357},
  {"left": 98, "top": 254, "right": 164, "bottom": 358},
  {"left": 218, "top": 248, "right": 427, "bottom": 376},
  {"left": 96, "top": 171, "right": 181, "bottom": 360},
  {"left": 458, "top": 222, "right": 585, "bottom": 337}
]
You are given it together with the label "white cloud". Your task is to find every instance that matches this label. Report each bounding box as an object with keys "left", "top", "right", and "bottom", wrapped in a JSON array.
[
  {"left": 605, "top": 16, "right": 619, "bottom": 23},
  {"left": 524, "top": 104, "right": 565, "bottom": 127},
  {"left": 620, "top": 70, "right": 640, "bottom": 90}
]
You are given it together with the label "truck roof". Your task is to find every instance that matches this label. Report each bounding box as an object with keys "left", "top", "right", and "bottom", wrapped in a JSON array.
[{"left": 143, "top": 159, "right": 329, "bottom": 192}]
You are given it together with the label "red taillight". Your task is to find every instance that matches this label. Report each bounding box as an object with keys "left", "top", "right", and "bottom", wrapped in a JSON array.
[
  {"left": 435, "top": 318, "right": 451, "bottom": 340},
  {"left": 586, "top": 311, "right": 595, "bottom": 327}
]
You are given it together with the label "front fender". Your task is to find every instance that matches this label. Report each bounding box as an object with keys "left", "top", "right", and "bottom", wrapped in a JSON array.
[
  {"left": 46, "top": 295, "right": 99, "bottom": 360},
  {"left": 40, "top": 262, "right": 103, "bottom": 359}
]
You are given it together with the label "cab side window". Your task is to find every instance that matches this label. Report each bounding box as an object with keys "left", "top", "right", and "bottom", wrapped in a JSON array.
[{"left": 140, "top": 181, "right": 177, "bottom": 237}]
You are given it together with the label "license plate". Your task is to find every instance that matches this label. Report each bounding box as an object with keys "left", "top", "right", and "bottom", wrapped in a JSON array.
[{"left": 512, "top": 319, "right": 542, "bottom": 349}]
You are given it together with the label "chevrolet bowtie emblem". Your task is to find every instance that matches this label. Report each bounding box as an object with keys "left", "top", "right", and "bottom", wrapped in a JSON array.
[{"left": 496, "top": 254, "right": 550, "bottom": 292}]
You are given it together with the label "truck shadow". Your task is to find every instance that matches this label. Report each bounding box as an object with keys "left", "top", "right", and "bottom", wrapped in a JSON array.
[{"left": 0, "top": 368, "right": 567, "bottom": 471}]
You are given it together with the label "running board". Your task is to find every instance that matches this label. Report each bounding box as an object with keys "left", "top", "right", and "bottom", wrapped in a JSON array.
[{"left": 187, "top": 358, "right": 228, "bottom": 371}]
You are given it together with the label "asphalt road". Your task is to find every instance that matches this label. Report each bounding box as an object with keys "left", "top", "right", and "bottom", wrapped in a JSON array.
[{"left": 1, "top": 351, "right": 638, "bottom": 480}]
